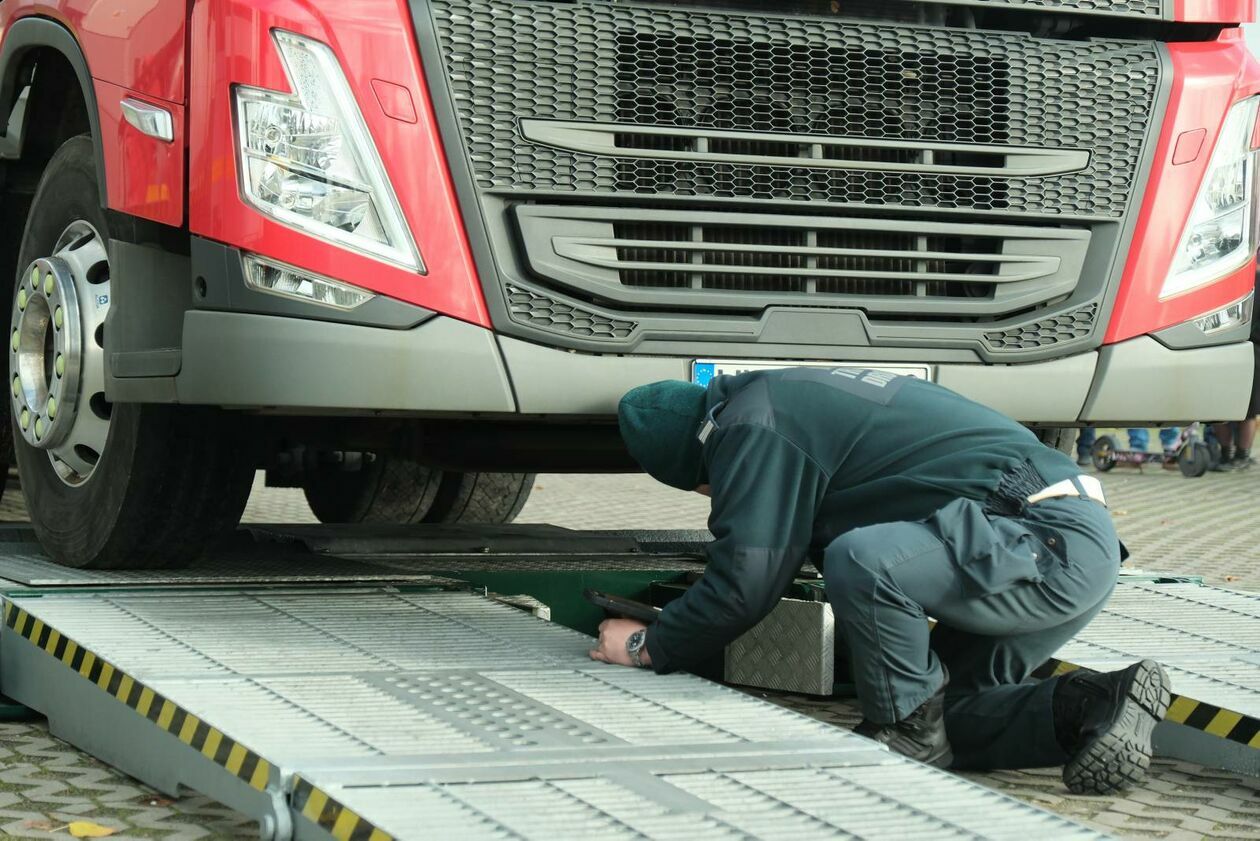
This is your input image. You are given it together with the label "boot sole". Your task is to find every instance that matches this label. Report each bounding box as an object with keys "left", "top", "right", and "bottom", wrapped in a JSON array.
[{"left": 1062, "top": 659, "right": 1170, "bottom": 796}]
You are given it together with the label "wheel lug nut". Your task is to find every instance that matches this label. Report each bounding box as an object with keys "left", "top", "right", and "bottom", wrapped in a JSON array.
[
  {"left": 47, "top": 397, "right": 56, "bottom": 419},
  {"left": 29, "top": 267, "right": 38, "bottom": 289},
  {"left": 10, "top": 330, "right": 18, "bottom": 351},
  {"left": 10, "top": 376, "right": 18, "bottom": 397},
  {"left": 54, "top": 307, "right": 63, "bottom": 330},
  {"left": 33, "top": 417, "right": 43, "bottom": 439},
  {"left": 55, "top": 354, "right": 65, "bottom": 377},
  {"left": 19, "top": 408, "right": 29, "bottom": 430},
  {"left": 16, "top": 289, "right": 26, "bottom": 311},
  {"left": 44, "top": 274, "right": 54, "bottom": 296}
]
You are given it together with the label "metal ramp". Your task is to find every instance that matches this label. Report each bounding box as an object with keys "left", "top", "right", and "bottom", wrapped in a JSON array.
[
  {"left": 0, "top": 585, "right": 1103, "bottom": 840},
  {"left": 1042, "top": 581, "right": 1260, "bottom": 776}
]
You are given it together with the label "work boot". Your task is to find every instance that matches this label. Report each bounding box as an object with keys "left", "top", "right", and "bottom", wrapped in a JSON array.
[
  {"left": 1233, "top": 449, "right": 1254, "bottom": 470},
  {"left": 1053, "top": 660, "right": 1171, "bottom": 795},
  {"left": 855, "top": 678, "right": 953, "bottom": 768}
]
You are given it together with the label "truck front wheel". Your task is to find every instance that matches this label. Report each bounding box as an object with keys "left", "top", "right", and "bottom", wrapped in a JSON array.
[{"left": 8, "top": 137, "right": 254, "bottom": 568}]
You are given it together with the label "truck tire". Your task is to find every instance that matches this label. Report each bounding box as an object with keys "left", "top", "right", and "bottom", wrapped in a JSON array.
[
  {"left": 423, "top": 471, "right": 535, "bottom": 524},
  {"left": 8, "top": 136, "right": 254, "bottom": 568},
  {"left": 303, "top": 454, "right": 443, "bottom": 524},
  {"left": 303, "top": 457, "right": 534, "bottom": 526},
  {"left": 1034, "top": 427, "right": 1077, "bottom": 456}
]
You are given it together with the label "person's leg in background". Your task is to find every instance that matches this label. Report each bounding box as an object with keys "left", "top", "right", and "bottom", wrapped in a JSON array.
[
  {"left": 1233, "top": 343, "right": 1260, "bottom": 470},
  {"left": 1212, "top": 422, "right": 1236, "bottom": 470},
  {"left": 1232, "top": 418, "right": 1255, "bottom": 469},
  {"left": 1076, "top": 427, "right": 1096, "bottom": 467},
  {"left": 1158, "top": 427, "right": 1180, "bottom": 454},
  {"left": 1126, "top": 428, "right": 1150, "bottom": 452}
]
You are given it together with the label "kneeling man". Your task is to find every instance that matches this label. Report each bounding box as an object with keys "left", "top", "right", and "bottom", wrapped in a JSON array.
[{"left": 592, "top": 367, "right": 1168, "bottom": 795}]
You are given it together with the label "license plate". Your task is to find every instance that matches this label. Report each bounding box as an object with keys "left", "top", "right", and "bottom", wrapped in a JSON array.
[{"left": 691, "top": 360, "right": 932, "bottom": 387}]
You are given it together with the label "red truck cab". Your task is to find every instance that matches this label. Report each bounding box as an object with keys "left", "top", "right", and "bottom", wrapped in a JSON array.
[{"left": 0, "top": 0, "right": 1257, "bottom": 568}]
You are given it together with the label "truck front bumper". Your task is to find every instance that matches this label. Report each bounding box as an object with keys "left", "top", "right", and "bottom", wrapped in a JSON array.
[{"left": 158, "top": 311, "right": 1255, "bottom": 424}]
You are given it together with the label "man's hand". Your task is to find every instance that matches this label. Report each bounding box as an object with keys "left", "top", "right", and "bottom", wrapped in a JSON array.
[{"left": 589, "top": 618, "right": 652, "bottom": 668}]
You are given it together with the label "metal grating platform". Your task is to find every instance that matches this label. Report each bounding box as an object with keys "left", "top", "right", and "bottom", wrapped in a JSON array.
[
  {"left": 0, "top": 588, "right": 1101, "bottom": 840},
  {"left": 1053, "top": 581, "right": 1260, "bottom": 774},
  {"left": 0, "top": 547, "right": 467, "bottom": 588},
  {"left": 0, "top": 524, "right": 710, "bottom": 587}
]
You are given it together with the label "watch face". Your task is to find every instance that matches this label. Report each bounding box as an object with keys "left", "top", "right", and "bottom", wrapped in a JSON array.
[{"left": 627, "top": 629, "right": 646, "bottom": 651}]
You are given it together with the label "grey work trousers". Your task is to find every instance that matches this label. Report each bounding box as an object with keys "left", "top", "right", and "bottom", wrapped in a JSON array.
[{"left": 823, "top": 493, "right": 1120, "bottom": 770}]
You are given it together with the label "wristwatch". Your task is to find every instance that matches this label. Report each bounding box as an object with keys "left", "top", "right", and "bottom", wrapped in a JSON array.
[{"left": 626, "top": 628, "right": 648, "bottom": 668}]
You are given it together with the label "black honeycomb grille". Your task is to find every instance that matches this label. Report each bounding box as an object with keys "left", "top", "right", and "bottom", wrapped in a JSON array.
[
  {"left": 614, "top": 32, "right": 1012, "bottom": 141},
  {"left": 506, "top": 286, "right": 637, "bottom": 340},
  {"left": 428, "top": 0, "right": 1160, "bottom": 217},
  {"left": 985, "top": 304, "right": 1098, "bottom": 350}
]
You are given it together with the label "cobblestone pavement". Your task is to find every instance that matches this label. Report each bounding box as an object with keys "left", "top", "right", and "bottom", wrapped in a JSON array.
[{"left": 0, "top": 462, "right": 1256, "bottom": 838}]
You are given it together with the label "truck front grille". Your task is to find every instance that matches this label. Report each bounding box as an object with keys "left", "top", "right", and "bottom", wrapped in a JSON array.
[
  {"left": 611, "top": 30, "right": 1012, "bottom": 142},
  {"left": 611, "top": 221, "right": 1000, "bottom": 297},
  {"left": 419, "top": 0, "right": 1163, "bottom": 357},
  {"left": 430, "top": 0, "right": 1158, "bottom": 218},
  {"left": 514, "top": 206, "right": 1089, "bottom": 319}
]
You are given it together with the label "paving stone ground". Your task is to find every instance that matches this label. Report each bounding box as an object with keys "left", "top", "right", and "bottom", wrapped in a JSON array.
[{"left": 0, "top": 458, "right": 1257, "bottom": 839}]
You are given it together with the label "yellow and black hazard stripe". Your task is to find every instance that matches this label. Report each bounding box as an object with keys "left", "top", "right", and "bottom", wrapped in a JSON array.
[
  {"left": 2, "top": 600, "right": 272, "bottom": 791},
  {"left": 292, "top": 776, "right": 394, "bottom": 841},
  {"left": 1033, "top": 657, "right": 1260, "bottom": 749}
]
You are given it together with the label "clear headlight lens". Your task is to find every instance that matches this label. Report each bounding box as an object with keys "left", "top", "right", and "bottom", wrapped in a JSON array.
[
  {"left": 235, "top": 31, "right": 422, "bottom": 271},
  {"left": 1162, "top": 96, "right": 1260, "bottom": 299},
  {"left": 243, "top": 253, "right": 374, "bottom": 310}
]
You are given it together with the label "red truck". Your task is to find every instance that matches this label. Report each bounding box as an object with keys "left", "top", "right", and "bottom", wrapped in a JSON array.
[{"left": 0, "top": 0, "right": 1256, "bottom": 569}]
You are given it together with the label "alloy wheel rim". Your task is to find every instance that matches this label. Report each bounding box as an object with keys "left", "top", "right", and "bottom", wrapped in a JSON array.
[{"left": 9, "top": 221, "right": 112, "bottom": 486}]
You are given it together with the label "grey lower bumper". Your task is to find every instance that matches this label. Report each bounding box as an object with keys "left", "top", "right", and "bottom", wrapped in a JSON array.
[
  {"left": 501, "top": 334, "right": 1255, "bottom": 423},
  {"left": 1079, "top": 335, "right": 1255, "bottom": 423},
  {"left": 499, "top": 335, "right": 1099, "bottom": 422},
  {"left": 162, "top": 311, "right": 1253, "bottom": 423},
  {"left": 173, "top": 311, "right": 517, "bottom": 412}
]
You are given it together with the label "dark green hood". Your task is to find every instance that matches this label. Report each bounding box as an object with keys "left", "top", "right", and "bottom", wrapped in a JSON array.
[{"left": 618, "top": 380, "right": 708, "bottom": 490}]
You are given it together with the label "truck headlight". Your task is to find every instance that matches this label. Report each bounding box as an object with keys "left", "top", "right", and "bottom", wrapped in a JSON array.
[
  {"left": 234, "top": 31, "right": 422, "bottom": 272},
  {"left": 1162, "top": 96, "right": 1260, "bottom": 299}
]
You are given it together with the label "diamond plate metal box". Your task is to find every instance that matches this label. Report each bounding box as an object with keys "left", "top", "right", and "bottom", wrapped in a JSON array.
[{"left": 725, "top": 598, "right": 833, "bottom": 696}]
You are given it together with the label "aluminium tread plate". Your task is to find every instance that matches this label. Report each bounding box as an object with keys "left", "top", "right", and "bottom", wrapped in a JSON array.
[
  {"left": 1052, "top": 581, "right": 1260, "bottom": 774},
  {"left": 1057, "top": 582, "right": 1260, "bottom": 717},
  {"left": 0, "top": 588, "right": 1100, "bottom": 840}
]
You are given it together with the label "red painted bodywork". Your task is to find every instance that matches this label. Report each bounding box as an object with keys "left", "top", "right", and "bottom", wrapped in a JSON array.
[
  {"left": 0, "top": 0, "right": 186, "bottom": 103},
  {"left": 95, "top": 80, "right": 185, "bottom": 226},
  {"left": 186, "top": 0, "right": 490, "bottom": 328},
  {"left": 1105, "top": 31, "right": 1260, "bottom": 344},
  {"left": 1174, "top": 1, "right": 1253, "bottom": 23},
  {"left": 1, "top": 1, "right": 1256, "bottom": 339},
  {"left": 0, "top": 1, "right": 188, "bottom": 225}
]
